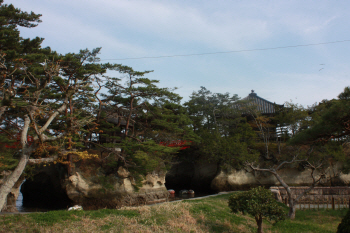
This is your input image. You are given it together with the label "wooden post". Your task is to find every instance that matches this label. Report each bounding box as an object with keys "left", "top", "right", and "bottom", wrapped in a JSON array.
[
  {"left": 332, "top": 197, "right": 335, "bottom": 210},
  {"left": 338, "top": 198, "right": 340, "bottom": 210},
  {"left": 317, "top": 199, "right": 319, "bottom": 210},
  {"left": 344, "top": 197, "right": 346, "bottom": 209},
  {"left": 345, "top": 197, "right": 347, "bottom": 209},
  {"left": 335, "top": 198, "right": 337, "bottom": 210},
  {"left": 327, "top": 197, "right": 329, "bottom": 210},
  {"left": 309, "top": 201, "right": 310, "bottom": 210}
]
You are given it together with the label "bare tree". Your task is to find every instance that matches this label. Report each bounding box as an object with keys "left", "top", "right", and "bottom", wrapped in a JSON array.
[{"left": 246, "top": 146, "right": 331, "bottom": 219}]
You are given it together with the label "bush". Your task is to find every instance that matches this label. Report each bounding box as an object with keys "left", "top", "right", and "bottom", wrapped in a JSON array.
[
  {"left": 337, "top": 208, "right": 350, "bottom": 233},
  {"left": 228, "top": 186, "right": 285, "bottom": 233}
]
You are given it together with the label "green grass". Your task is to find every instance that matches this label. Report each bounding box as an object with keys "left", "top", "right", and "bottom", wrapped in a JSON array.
[
  {"left": 272, "top": 209, "right": 348, "bottom": 233},
  {"left": 0, "top": 194, "right": 347, "bottom": 232},
  {"left": 27, "top": 208, "right": 140, "bottom": 226},
  {"left": 185, "top": 194, "right": 250, "bottom": 232}
]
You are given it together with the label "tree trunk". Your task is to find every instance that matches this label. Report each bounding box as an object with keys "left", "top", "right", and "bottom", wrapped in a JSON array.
[
  {"left": 0, "top": 115, "right": 31, "bottom": 211},
  {"left": 273, "top": 171, "right": 296, "bottom": 219},
  {"left": 255, "top": 215, "right": 264, "bottom": 233},
  {"left": 0, "top": 152, "right": 29, "bottom": 211},
  {"left": 288, "top": 199, "right": 296, "bottom": 220},
  {"left": 1, "top": 175, "right": 25, "bottom": 212}
]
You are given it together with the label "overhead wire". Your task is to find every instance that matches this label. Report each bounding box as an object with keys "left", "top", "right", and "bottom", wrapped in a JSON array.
[{"left": 100, "top": 39, "right": 350, "bottom": 61}]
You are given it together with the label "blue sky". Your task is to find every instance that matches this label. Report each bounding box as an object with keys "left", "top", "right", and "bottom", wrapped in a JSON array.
[{"left": 9, "top": 0, "right": 350, "bottom": 107}]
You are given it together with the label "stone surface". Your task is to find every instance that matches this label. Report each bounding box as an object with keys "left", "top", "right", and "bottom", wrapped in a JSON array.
[
  {"left": 63, "top": 162, "right": 169, "bottom": 210},
  {"left": 117, "top": 166, "right": 130, "bottom": 178},
  {"left": 211, "top": 163, "right": 350, "bottom": 192},
  {"left": 10, "top": 155, "right": 170, "bottom": 211}
]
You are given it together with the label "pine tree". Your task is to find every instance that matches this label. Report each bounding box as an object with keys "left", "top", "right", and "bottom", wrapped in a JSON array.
[{"left": 98, "top": 65, "right": 196, "bottom": 179}]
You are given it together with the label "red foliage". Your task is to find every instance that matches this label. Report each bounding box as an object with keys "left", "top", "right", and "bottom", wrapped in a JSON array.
[
  {"left": 4, "top": 134, "right": 33, "bottom": 149},
  {"left": 159, "top": 140, "right": 191, "bottom": 150}
]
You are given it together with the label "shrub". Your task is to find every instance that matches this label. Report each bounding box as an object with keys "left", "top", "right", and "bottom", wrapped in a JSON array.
[
  {"left": 337, "top": 208, "right": 350, "bottom": 233},
  {"left": 228, "top": 186, "right": 285, "bottom": 233}
]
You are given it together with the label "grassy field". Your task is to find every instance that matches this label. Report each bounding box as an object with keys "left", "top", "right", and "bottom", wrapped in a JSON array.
[{"left": 0, "top": 193, "right": 347, "bottom": 233}]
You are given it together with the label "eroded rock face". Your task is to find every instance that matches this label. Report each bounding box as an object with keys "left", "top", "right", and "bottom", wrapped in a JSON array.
[
  {"left": 4, "top": 156, "right": 169, "bottom": 211},
  {"left": 64, "top": 166, "right": 169, "bottom": 210},
  {"left": 211, "top": 163, "right": 350, "bottom": 192}
]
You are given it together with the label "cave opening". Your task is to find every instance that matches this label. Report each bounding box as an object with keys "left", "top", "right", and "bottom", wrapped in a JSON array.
[
  {"left": 20, "top": 167, "right": 72, "bottom": 211},
  {"left": 165, "top": 160, "right": 218, "bottom": 195}
]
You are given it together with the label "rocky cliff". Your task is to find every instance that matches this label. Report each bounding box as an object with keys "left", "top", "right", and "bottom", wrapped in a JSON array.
[
  {"left": 211, "top": 163, "right": 350, "bottom": 191},
  {"left": 64, "top": 165, "right": 169, "bottom": 210}
]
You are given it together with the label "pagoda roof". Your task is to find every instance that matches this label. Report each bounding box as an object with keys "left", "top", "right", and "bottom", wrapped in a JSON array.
[{"left": 243, "top": 90, "right": 283, "bottom": 114}]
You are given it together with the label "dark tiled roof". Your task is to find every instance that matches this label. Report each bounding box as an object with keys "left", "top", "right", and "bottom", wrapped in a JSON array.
[{"left": 244, "top": 90, "right": 283, "bottom": 114}]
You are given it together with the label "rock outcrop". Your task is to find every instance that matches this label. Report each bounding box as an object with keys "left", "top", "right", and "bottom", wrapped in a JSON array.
[
  {"left": 64, "top": 170, "right": 168, "bottom": 210},
  {"left": 211, "top": 163, "right": 350, "bottom": 192},
  {"left": 9, "top": 157, "right": 168, "bottom": 211},
  {"left": 63, "top": 160, "right": 169, "bottom": 210}
]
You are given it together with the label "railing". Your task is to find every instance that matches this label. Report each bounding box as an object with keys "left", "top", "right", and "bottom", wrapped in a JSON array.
[
  {"left": 283, "top": 196, "right": 350, "bottom": 210},
  {"left": 271, "top": 186, "right": 350, "bottom": 210}
]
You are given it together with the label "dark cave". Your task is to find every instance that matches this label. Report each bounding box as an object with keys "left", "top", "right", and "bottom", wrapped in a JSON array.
[{"left": 20, "top": 166, "right": 72, "bottom": 210}]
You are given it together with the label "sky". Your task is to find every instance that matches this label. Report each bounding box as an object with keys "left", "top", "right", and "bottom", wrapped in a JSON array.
[{"left": 8, "top": 0, "right": 350, "bottom": 107}]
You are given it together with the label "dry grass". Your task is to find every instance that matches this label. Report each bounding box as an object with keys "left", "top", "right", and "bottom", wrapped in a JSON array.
[
  {"left": 0, "top": 194, "right": 347, "bottom": 233},
  {"left": 1, "top": 202, "right": 207, "bottom": 233}
]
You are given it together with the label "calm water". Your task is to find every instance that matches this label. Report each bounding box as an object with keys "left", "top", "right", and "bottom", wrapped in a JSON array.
[{"left": 15, "top": 191, "right": 26, "bottom": 212}]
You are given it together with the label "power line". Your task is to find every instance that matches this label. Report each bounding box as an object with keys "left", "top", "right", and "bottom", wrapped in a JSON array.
[{"left": 101, "top": 39, "right": 350, "bottom": 61}]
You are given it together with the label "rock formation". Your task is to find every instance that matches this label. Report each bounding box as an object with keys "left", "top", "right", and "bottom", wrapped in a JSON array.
[
  {"left": 64, "top": 166, "right": 169, "bottom": 210},
  {"left": 211, "top": 163, "right": 350, "bottom": 192}
]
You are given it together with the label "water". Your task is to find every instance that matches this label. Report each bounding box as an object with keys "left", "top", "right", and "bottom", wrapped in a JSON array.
[{"left": 15, "top": 191, "right": 24, "bottom": 212}]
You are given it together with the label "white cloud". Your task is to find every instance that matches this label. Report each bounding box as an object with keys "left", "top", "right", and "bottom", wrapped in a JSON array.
[{"left": 10, "top": 0, "right": 350, "bottom": 107}]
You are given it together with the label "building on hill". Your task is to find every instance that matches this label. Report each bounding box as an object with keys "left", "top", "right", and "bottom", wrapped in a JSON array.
[
  {"left": 244, "top": 90, "right": 284, "bottom": 115},
  {"left": 241, "top": 90, "right": 284, "bottom": 141}
]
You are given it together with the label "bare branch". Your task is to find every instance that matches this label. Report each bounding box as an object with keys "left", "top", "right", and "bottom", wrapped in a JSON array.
[
  {"left": 39, "top": 98, "right": 68, "bottom": 134},
  {"left": 41, "top": 133, "right": 66, "bottom": 142},
  {"left": 28, "top": 156, "right": 58, "bottom": 165},
  {"left": 21, "top": 115, "right": 30, "bottom": 147}
]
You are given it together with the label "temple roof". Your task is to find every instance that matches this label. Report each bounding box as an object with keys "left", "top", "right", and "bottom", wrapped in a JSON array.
[{"left": 243, "top": 90, "right": 283, "bottom": 114}]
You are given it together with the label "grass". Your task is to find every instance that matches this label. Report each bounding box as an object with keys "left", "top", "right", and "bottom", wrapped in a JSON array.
[{"left": 0, "top": 193, "right": 347, "bottom": 232}]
